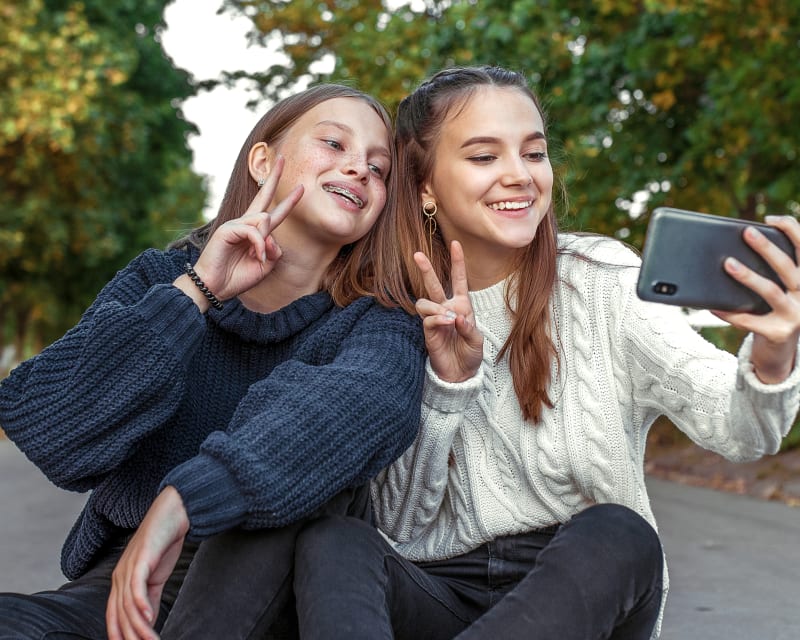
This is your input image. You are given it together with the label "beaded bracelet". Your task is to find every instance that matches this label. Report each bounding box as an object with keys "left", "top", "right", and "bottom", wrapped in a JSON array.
[{"left": 184, "top": 263, "right": 224, "bottom": 311}]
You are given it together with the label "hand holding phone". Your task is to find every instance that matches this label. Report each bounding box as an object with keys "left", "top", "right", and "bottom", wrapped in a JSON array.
[{"left": 636, "top": 208, "right": 796, "bottom": 314}]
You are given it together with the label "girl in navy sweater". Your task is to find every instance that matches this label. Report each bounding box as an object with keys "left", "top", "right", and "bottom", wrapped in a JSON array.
[{"left": 0, "top": 84, "right": 426, "bottom": 640}]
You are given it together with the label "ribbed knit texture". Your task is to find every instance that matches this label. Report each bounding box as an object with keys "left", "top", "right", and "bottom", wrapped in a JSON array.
[
  {"left": 372, "top": 234, "right": 800, "bottom": 639},
  {"left": 0, "top": 247, "right": 426, "bottom": 579}
]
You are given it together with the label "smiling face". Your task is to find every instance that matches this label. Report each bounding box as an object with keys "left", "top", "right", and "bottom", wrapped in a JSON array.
[
  {"left": 268, "top": 96, "right": 392, "bottom": 251},
  {"left": 421, "top": 86, "right": 554, "bottom": 283}
]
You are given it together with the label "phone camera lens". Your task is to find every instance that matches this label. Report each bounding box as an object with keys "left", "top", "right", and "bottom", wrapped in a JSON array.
[{"left": 653, "top": 282, "right": 677, "bottom": 295}]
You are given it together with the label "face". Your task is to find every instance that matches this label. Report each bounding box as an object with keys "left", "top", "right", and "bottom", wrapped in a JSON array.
[
  {"left": 422, "top": 86, "right": 553, "bottom": 279},
  {"left": 269, "top": 97, "right": 391, "bottom": 249}
]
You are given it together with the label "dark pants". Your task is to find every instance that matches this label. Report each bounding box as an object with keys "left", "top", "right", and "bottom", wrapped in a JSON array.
[
  {"left": 293, "top": 503, "right": 664, "bottom": 640},
  {"left": 0, "top": 484, "right": 370, "bottom": 640},
  {"left": 0, "top": 537, "right": 194, "bottom": 640}
]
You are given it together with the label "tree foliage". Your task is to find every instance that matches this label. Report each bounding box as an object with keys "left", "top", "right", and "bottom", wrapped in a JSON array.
[
  {"left": 0, "top": 0, "right": 206, "bottom": 361},
  {"left": 223, "top": 0, "right": 799, "bottom": 243}
]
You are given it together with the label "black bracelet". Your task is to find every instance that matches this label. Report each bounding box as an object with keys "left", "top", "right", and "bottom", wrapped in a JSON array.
[{"left": 184, "top": 263, "right": 224, "bottom": 311}]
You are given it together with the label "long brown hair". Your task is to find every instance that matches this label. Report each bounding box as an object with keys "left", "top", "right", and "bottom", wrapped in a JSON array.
[
  {"left": 379, "top": 66, "right": 560, "bottom": 422},
  {"left": 172, "top": 84, "right": 397, "bottom": 307}
]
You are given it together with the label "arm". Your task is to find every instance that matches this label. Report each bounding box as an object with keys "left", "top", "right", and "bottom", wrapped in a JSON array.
[
  {"left": 622, "top": 265, "right": 800, "bottom": 461},
  {"left": 372, "top": 359, "right": 482, "bottom": 541},
  {"left": 106, "top": 303, "right": 426, "bottom": 640},
  {"left": 0, "top": 250, "right": 206, "bottom": 491},
  {"left": 164, "top": 301, "right": 427, "bottom": 537},
  {"left": 374, "top": 240, "right": 484, "bottom": 539}
]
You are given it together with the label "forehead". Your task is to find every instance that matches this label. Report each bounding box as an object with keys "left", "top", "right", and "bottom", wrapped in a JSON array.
[
  {"left": 290, "top": 97, "right": 390, "bottom": 146},
  {"left": 445, "top": 86, "right": 544, "bottom": 136}
]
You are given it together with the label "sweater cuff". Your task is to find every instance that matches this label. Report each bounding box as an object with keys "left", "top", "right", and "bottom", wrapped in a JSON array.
[
  {"left": 422, "top": 358, "right": 482, "bottom": 413},
  {"left": 160, "top": 453, "right": 249, "bottom": 540},
  {"left": 737, "top": 333, "right": 800, "bottom": 394},
  {"left": 138, "top": 284, "right": 206, "bottom": 356}
]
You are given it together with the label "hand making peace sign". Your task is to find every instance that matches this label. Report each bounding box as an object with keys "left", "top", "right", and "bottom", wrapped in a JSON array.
[
  {"left": 191, "top": 155, "right": 304, "bottom": 303},
  {"left": 414, "top": 240, "right": 484, "bottom": 383}
]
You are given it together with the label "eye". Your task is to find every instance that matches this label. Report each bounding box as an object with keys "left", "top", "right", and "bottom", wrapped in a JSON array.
[
  {"left": 324, "top": 139, "right": 343, "bottom": 150},
  {"left": 468, "top": 154, "right": 496, "bottom": 163},
  {"left": 369, "top": 163, "right": 386, "bottom": 178},
  {"left": 524, "top": 151, "right": 548, "bottom": 162}
]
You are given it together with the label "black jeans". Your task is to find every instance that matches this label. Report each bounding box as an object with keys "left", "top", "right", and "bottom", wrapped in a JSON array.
[
  {"left": 0, "top": 536, "right": 195, "bottom": 640},
  {"left": 293, "top": 503, "right": 664, "bottom": 640},
  {"left": 0, "top": 484, "right": 369, "bottom": 640},
  {"left": 160, "top": 483, "right": 371, "bottom": 640}
]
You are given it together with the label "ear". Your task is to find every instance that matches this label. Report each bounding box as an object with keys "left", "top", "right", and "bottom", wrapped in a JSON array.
[
  {"left": 247, "top": 142, "right": 275, "bottom": 184},
  {"left": 420, "top": 182, "right": 437, "bottom": 210}
]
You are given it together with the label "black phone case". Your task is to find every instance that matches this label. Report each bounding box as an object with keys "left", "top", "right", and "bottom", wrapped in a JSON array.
[{"left": 636, "top": 207, "right": 795, "bottom": 314}]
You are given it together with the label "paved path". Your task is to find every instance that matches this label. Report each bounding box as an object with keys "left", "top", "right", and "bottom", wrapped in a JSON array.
[{"left": 1, "top": 439, "right": 798, "bottom": 638}]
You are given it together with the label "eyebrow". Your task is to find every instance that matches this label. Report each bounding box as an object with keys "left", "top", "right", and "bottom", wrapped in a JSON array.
[
  {"left": 460, "top": 131, "right": 546, "bottom": 148},
  {"left": 315, "top": 120, "right": 391, "bottom": 158}
]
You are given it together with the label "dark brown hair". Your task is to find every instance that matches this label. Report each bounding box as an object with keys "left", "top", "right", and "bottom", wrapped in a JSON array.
[
  {"left": 172, "top": 84, "right": 397, "bottom": 307},
  {"left": 381, "top": 65, "right": 561, "bottom": 422}
]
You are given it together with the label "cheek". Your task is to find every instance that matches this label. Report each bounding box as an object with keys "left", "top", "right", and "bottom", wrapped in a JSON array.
[{"left": 371, "top": 181, "right": 388, "bottom": 214}]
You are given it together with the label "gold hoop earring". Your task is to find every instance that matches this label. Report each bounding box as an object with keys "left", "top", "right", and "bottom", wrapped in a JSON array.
[{"left": 422, "top": 201, "right": 438, "bottom": 256}]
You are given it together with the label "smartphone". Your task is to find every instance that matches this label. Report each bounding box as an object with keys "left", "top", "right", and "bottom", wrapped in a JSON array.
[{"left": 636, "top": 207, "right": 795, "bottom": 314}]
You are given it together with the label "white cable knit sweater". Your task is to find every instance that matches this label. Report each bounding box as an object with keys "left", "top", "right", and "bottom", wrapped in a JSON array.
[{"left": 372, "top": 234, "right": 800, "bottom": 638}]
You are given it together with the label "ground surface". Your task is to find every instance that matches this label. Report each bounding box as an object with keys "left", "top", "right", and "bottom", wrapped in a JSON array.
[{"left": 645, "top": 418, "right": 800, "bottom": 507}]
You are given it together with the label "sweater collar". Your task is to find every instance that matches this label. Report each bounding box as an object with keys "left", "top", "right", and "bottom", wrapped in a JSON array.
[{"left": 209, "top": 290, "right": 334, "bottom": 344}]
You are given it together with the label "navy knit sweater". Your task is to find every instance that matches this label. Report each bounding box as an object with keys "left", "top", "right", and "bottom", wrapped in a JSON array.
[{"left": 0, "top": 247, "right": 425, "bottom": 580}]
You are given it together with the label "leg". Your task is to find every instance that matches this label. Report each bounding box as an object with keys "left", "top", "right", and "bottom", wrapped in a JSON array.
[
  {"left": 0, "top": 542, "right": 192, "bottom": 640},
  {"left": 456, "top": 503, "right": 664, "bottom": 640},
  {"left": 161, "top": 484, "right": 371, "bottom": 640},
  {"left": 294, "top": 515, "right": 485, "bottom": 640}
]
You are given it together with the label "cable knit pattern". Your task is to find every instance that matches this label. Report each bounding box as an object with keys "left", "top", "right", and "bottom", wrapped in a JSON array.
[
  {"left": 0, "top": 247, "right": 426, "bottom": 579},
  {"left": 372, "top": 234, "right": 800, "bottom": 639}
]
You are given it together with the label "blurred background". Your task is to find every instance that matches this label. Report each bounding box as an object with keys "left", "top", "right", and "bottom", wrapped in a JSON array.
[{"left": 2, "top": 0, "right": 799, "bottom": 451}]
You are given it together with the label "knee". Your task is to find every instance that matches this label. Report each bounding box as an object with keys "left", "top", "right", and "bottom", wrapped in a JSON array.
[
  {"left": 569, "top": 504, "right": 663, "bottom": 580},
  {"left": 296, "top": 515, "right": 377, "bottom": 562}
]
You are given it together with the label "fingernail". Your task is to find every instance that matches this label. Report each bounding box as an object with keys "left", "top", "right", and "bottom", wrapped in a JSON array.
[
  {"left": 764, "top": 215, "right": 779, "bottom": 223},
  {"left": 445, "top": 310, "right": 457, "bottom": 320},
  {"left": 262, "top": 251, "right": 267, "bottom": 262},
  {"left": 727, "top": 257, "right": 741, "bottom": 271}
]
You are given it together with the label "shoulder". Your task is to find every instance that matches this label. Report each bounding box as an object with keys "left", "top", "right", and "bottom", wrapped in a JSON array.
[
  {"left": 120, "top": 247, "right": 192, "bottom": 280},
  {"left": 333, "top": 297, "right": 424, "bottom": 344},
  {"left": 558, "top": 232, "right": 641, "bottom": 268}
]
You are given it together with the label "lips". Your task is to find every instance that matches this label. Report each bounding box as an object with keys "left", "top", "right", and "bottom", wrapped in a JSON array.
[
  {"left": 323, "top": 183, "right": 365, "bottom": 209},
  {"left": 487, "top": 200, "right": 533, "bottom": 211}
]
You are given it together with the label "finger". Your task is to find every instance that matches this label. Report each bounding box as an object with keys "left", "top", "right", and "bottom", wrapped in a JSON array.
[
  {"left": 264, "top": 185, "right": 304, "bottom": 234},
  {"left": 765, "top": 214, "right": 800, "bottom": 250},
  {"left": 413, "top": 252, "right": 448, "bottom": 303},
  {"left": 421, "top": 313, "right": 459, "bottom": 331},
  {"left": 264, "top": 235, "right": 282, "bottom": 263},
  {"left": 723, "top": 256, "right": 786, "bottom": 310},
  {"left": 221, "top": 222, "right": 273, "bottom": 263},
  {"left": 742, "top": 226, "right": 798, "bottom": 288},
  {"left": 130, "top": 563, "right": 158, "bottom": 635},
  {"left": 106, "top": 586, "right": 122, "bottom": 640},
  {"left": 244, "top": 156, "right": 286, "bottom": 216},
  {"left": 449, "top": 241, "right": 470, "bottom": 298},
  {"left": 415, "top": 298, "right": 456, "bottom": 321}
]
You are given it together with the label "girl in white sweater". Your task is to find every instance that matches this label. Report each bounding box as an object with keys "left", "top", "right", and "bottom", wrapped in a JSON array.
[{"left": 292, "top": 66, "right": 800, "bottom": 640}]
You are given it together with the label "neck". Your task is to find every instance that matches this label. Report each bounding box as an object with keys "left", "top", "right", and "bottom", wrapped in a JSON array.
[
  {"left": 239, "top": 241, "right": 341, "bottom": 314},
  {"left": 462, "top": 247, "right": 519, "bottom": 291}
]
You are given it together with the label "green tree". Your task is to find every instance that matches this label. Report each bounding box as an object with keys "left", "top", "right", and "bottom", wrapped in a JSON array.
[
  {"left": 222, "top": 0, "right": 799, "bottom": 245},
  {"left": 220, "top": 0, "right": 800, "bottom": 446},
  {"left": 0, "top": 0, "right": 206, "bottom": 363}
]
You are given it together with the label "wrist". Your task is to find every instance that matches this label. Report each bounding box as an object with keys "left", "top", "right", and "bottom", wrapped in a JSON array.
[
  {"left": 184, "top": 263, "right": 224, "bottom": 311},
  {"left": 173, "top": 274, "right": 211, "bottom": 313}
]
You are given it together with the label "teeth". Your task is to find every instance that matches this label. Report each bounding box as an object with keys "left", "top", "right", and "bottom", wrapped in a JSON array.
[
  {"left": 324, "top": 185, "right": 364, "bottom": 208},
  {"left": 488, "top": 200, "right": 532, "bottom": 211}
]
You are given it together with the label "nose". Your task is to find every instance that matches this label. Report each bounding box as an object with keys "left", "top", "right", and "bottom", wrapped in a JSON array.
[
  {"left": 342, "top": 151, "right": 370, "bottom": 183},
  {"left": 501, "top": 156, "right": 532, "bottom": 187}
]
